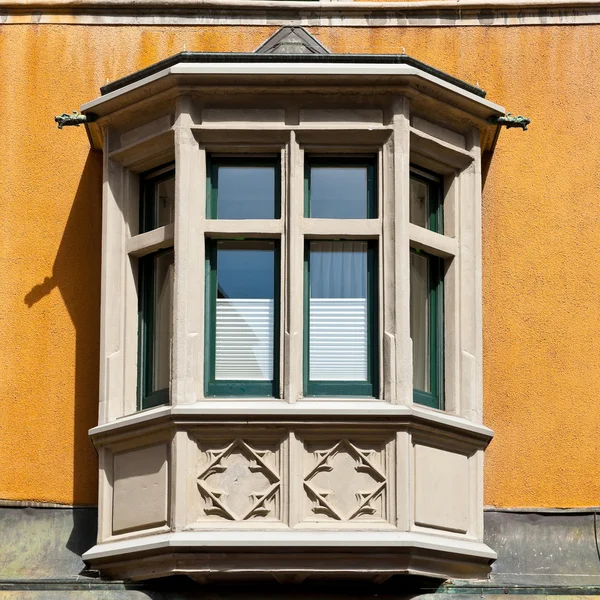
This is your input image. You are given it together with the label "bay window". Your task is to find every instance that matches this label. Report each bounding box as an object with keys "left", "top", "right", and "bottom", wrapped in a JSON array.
[{"left": 82, "top": 48, "right": 505, "bottom": 583}]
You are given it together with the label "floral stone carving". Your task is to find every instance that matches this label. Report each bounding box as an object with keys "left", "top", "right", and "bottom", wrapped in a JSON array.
[
  {"left": 197, "top": 439, "right": 280, "bottom": 521},
  {"left": 304, "top": 439, "right": 387, "bottom": 522}
]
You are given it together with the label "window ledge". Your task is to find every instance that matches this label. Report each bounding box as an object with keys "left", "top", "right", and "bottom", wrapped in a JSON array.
[
  {"left": 89, "top": 401, "right": 493, "bottom": 443},
  {"left": 83, "top": 531, "right": 496, "bottom": 583}
]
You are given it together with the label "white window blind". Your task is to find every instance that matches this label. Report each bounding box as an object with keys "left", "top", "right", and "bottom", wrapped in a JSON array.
[
  {"left": 215, "top": 298, "right": 274, "bottom": 381},
  {"left": 309, "top": 297, "right": 368, "bottom": 381}
]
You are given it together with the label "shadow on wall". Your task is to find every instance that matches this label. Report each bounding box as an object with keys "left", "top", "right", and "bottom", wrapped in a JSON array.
[{"left": 23, "top": 150, "right": 103, "bottom": 513}]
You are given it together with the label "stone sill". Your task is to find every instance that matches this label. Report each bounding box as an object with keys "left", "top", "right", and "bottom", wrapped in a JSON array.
[
  {"left": 83, "top": 531, "right": 496, "bottom": 583},
  {"left": 90, "top": 402, "right": 493, "bottom": 444}
]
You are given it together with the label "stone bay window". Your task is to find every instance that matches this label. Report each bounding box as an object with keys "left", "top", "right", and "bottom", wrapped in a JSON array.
[{"left": 82, "top": 30, "right": 504, "bottom": 583}]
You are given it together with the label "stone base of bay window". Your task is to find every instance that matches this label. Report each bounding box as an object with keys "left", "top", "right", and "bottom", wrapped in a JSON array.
[
  {"left": 84, "top": 532, "right": 495, "bottom": 583},
  {"left": 85, "top": 406, "right": 494, "bottom": 583}
]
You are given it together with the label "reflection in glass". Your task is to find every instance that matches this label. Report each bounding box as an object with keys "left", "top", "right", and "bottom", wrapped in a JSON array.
[
  {"left": 156, "top": 178, "right": 175, "bottom": 228},
  {"left": 152, "top": 250, "right": 174, "bottom": 392},
  {"left": 309, "top": 241, "right": 368, "bottom": 381},
  {"left": 214, "top": 165, "right": 277, "bottom": 220},
  {"left": 309, "top": 166, "right": 369, "bottom": 219},
  {"left": 410, "top": 252, "right": 429, "bottom": 392},
  {"left": 215, "top": 242, "right": 275, "bottom": 380},
  {"left": 410, "top": 178, "right": 428, "bottom": 229}
]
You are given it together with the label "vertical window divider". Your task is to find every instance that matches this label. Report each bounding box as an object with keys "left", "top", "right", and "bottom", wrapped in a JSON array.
[
  {"left": 279, "top": 142, "right": 289, "bottom": 400},
  {"left": 391, "top": 96, "right": 413, "bottom": 405},
  {"left": 287, "top": 131, "right": 304, "bottom": 403}
]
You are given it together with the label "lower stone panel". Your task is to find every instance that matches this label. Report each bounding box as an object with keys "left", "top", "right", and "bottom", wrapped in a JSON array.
[
  {"left": 89, "top": 415, "right": 491, "bottom": 583},
  {"left": 106, "top": 422, "right": 483, "bottom": 537}
]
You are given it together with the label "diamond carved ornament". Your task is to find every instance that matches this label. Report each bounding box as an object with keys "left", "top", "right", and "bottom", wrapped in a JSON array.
[
  {"left": 197, "top": 439, "right": 280, "bottom": 521},
  {"left": 304, "top": 439, "right": 387, "bottom": 521}
]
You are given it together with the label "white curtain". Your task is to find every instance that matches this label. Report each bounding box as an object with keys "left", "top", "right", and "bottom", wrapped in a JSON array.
[
  {"left": 410, "top": 252, "right": 429, "bottom": 391},
  {"left": 153, "top": 251, "right": 174, "bottom": 391}
]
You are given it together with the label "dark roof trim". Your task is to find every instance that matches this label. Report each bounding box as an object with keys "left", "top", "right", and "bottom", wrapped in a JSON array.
[{"left": 100, "top": 51, "right": 487, "bottom": 98}]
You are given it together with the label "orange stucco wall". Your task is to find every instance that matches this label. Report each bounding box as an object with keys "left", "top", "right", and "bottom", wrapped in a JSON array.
[{"left": 1, "top": 24, "right": 599, "bottom": 507}]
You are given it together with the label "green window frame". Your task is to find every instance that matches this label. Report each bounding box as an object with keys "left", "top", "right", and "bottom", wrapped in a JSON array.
[
  {"left": 411, "top": 249, "right": 444, "bottom": 409},
  {"left": 206, "top": 156, "right": 281, "bottom": 220},
  {"left": 304, "top": 156, "right": 377, "bottom": 219},
  {"left": 410, "top": 166, "right": 444, "bottom": 409},
  {"left": 137, "top": 164, "right": 175, "bottom": 411},
  {"left": 410, "top": 165, "right": 443, "bottom": 233},
  {"left": 204, "top": 240, "right": 281, "bottom": 397},
  {"left": 138, "top": 248, "right": 173, "bottom": 410},
  {"left": 303, "top": 241, "right": 379, "bottom": 398},
  {"left": 139, "top": 163, "right": 175, "bottom": 234}
]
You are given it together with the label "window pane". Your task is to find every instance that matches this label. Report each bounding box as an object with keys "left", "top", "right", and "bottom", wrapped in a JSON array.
[
  {"left": 141, "top": 172, "right": 175, "bottom": 233},
  {"left": 309, "top": 241, "right": 368, "bottom": 381},
  {"left": 215, "top": 242, "right": 275, "bottom": 381},
  {"left": 410, "top": 252, "right": 430, "bottom": 392},
  {"left": 156, "top": 177, "right": 175, "bottom": 228},
  {"left": 309, "top": 165, "right": 370, "bottom": 219},
  {"left": 410, "top": 178, "right": 429, "bottom": 229},
  {"left": 152, "top": 250, "right": 174, "bottom": 392},
  {"left": 213, "top": 164, "right": 277, "bottom": 220}
]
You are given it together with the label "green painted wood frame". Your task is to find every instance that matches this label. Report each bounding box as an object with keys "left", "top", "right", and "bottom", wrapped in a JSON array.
[
  {"left": 410, "top": 166, "right": 444, "bottom": 409},
  {"left": 303, "top": 241, "right": 379, "bottom": 398},
  {"left": 206, "top": 156, "right": 281, "bottom": 220},
  {"left": 138, "top": 248, "right": 173, "bottom": 410},
  {"left": 411, "top": 249, "right": 444, "bottom": 410},
  {"left": 409, "top": 165, "right": 443, "bottom": 234},
  {"left": 204, "top": 240, "right": 281, "bottom": 397},
  {"left": 137, "top": 164, "right": 175, "bottom": 410},
  {"left": 139, "top": 163, "right": 175, "bottom": 234},
  {"left": 304, "top": 156, "right": 377, "bottom": 219}
]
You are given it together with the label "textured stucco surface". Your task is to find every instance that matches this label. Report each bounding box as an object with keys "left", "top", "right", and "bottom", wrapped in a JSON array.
[{"left": 1, "top": 24, "right": 599, "bottom": 507}]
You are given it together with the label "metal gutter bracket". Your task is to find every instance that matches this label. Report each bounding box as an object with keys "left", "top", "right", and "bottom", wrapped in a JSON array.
[
  {"left": 55, "top": 111, "right": 96, "bottom": 129},
  {"left": 489, "top": 113, "right": 531, "bottom": 131}
]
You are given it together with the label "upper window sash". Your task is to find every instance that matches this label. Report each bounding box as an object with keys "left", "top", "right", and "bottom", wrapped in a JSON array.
[
  {"left": 206, "top": 156, "right": 281, "bottom": 220},
  {"left": 409, "top": 166, "right": 443, "bottom": 234},
  {"left": 304, "top": 156, "right": 377, "bottom": 220},
  {"left": 140, "top": 164, "right": 175, "bottom": 234}
]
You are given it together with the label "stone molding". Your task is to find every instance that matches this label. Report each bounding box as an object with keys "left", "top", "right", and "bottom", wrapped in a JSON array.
[{"left": 3, "top": 1, "right": 600, "bottom": 27}]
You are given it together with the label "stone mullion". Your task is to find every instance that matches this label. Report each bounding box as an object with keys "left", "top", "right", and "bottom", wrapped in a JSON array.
[
  {"left": 390, "top": 96, "right": 413, "bottom": 405},
  {"left": 172, "top": 97, "right": 205, "bottom": 405}
]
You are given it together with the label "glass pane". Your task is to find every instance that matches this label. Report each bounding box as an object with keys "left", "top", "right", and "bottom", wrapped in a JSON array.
[
  {"left": 156, "top": 177, "right": 175, "bottom": 228},
  {"left": 153, "top": 250, "right": 174, "bottom": 392},
  {"left": 309, "top": 166, "right": 369, "bottom": 219},
  {"left": 309, "top": 241, "right": 368, "bottom": 381},
  {"left": 410, "top": 252, "right": 430, "bottom": 392},
  {"left": 214, "top": 165, "right": 277, "bottom": 219},
  {"left": 410, "top": 178, "right": 428, "bottom": 229},
  {"left": 215, "top": 242, "right": 275, "bottom": 380}
]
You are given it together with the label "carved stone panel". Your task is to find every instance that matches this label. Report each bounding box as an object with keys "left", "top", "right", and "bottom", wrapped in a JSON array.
[
  {"left": 194, "top": 434, "right": 283, "bottom": 523},
  {"left": 298, "top": 435, "right": 393, "bottom": 525}
]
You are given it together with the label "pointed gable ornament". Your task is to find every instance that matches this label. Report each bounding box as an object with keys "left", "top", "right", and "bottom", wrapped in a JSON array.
[{"left": 255, "top": 26, "right": 330, "bottom": 55}]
